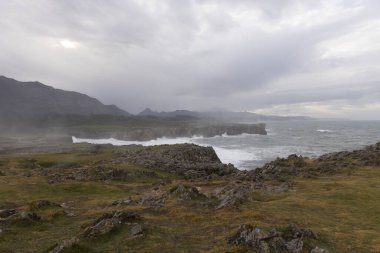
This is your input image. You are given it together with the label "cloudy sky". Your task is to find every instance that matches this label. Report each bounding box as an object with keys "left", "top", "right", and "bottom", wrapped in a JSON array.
[{"left": 1, "top": 0, "right": 380, "bottom": 119}]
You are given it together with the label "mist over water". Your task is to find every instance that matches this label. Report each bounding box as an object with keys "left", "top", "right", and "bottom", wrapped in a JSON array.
[{"left": 73, "top": 120, "right": 380, "bottom": 170}]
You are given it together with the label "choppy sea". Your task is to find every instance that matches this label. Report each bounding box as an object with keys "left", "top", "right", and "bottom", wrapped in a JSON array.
[{"left": 73, "top": 120, "right": 380, "bottom": 170}]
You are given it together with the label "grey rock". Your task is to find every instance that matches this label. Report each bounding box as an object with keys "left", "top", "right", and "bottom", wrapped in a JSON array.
[
  {"left": 311, "top": 246, "right": 329, "bottom": 253},
  {"left": 228, "top": 223, "right": 317, "bottom": 253},
  {"left": 48, "top": 237, "right": 79, "bottom": 253},
  {"left": 216, "top": 181, "right": 253, "bottom": 209},
  {"left": 169, "top": 184, "right": 207, "bottom": 201},
  {"left": 285, "top": 223, "right": 317, "bottom": 240},
  {"left": 228, "top": 224, "right": 269, "bottom": 253},
  {"left": 111, "top": 199, "right": 134, "bottom": 206},
  {"left": 130, "top": 224, "right": 143, "bottom": 236},
  {"left": 139, "top": 195, "right": 166, "bottom": 207},
  {"left": 285, "top": 238, "right": 303, "bottom": 253},
  {"left": 228, "top": 224, "right": 262, "bottom": 245},
  {"left": 84, "top": 211, "right": 140, "bottom": 238}
]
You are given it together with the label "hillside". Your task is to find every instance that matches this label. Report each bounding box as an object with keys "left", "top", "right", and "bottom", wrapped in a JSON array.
[{"left": 0, "top": 76, "right": 129, "bottom": 117}]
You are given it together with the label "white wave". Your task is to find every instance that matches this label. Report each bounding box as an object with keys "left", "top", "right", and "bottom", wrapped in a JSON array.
[
  {"left": 213, "top": 146, "right": 259, "bottom": 168},
  {"left": 72, "top": 136, "right": 257, "bottom": 169},
  {"left": 207, "top": 132, "right": 263, "bottom": 139},
  {"left": 316, "top": 129, "right": 334, "bottom": 133},
  {"left": 72, "top": 136, "right": 203, "bottom": 146}
]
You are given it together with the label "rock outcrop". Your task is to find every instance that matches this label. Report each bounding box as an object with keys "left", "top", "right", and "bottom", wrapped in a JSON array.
[
  {"left": 169, "top": 184, "right": 207, "bottom": 201},
  {"left": 228, "top": 223, "right": 318, "bottom": 253},
  {"left": 83, "top": 211, "right": 141, "bottom": 238},
  {"left": 244, "top": 142, "right": 380, "bottom": 182},
  {"left": 215, "top": 181, "right": 253, "bottom": 209},
  {"left": 311, "top": 247, "right": 329, "bottom": 253},
  {"left": 48, "top": 237, "right": 80, "bottom": 253},
  {"left": 111, "top": 199, "right": 134, "bottom": 206},
  {"left": 130, "top": 224, "right": 143, "bottom": 236},
  {"left": 116, "top": 144, "right": 238, "bottom": 179}
]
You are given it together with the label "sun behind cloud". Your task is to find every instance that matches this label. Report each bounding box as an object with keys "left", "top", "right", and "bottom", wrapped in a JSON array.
[{"left": 59, "top": 39, "right": 77, "bottom": 49}]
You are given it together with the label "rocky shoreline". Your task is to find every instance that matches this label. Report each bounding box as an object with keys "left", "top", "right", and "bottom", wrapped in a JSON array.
[{"left": 0, "top": 141, "right": 379, "bottom": 252}]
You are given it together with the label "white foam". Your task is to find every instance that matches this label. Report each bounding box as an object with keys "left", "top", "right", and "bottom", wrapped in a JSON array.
[
  {"left": 316, "top": 129, "right": 334, "bottom": 133},
  {"left": 72, "top": 136, "right": 256, "bottom": 169},
  {"left": 206, "top": 133, "right": 262, "bottom": 139},
  {"left": 213, "top": 147, "right": 259, "bottom": 168}
]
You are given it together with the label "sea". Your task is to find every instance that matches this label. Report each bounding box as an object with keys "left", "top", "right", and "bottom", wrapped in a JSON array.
[{"left": 72, "top": 120, "right": 380, "bottom": 170}]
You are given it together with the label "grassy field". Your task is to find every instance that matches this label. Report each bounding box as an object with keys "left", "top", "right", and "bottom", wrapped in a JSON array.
[{"left": 0, "top": 147, "right": 379, "bottom": 252}]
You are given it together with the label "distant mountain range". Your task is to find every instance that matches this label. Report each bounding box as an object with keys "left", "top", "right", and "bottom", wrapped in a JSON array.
[
  {"left": 0, "top": 76, "right": 129, "bottom": 117},
  {"left": 138, "top": 108, "right": 313, "bottom": 122},
  {"left": 0, "top": 75, "right": 313, "bottom": 121}
]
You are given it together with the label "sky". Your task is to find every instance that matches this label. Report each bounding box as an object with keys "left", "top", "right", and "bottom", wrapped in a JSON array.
[{"left": 1, "top": 0, "right": 380, "bottom": 119}]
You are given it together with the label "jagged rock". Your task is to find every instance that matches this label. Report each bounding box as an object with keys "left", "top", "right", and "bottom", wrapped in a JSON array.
[
  {"left": 215, "top": 181, "right": 253, "bottom": 209},
  {"left": 228, "top": 224, "right": 262, "bottom": 244},
  {"left": 115, "top": 144, "right": 239, "bottom": 179},
  {"left": 139, "top": 195, "right": 166, "bottom": 207},
  {"left": 48, "top": 237, "right": 79, "bottom": 253},
  {"left": 130, "top": 224, "right": 143, "bottom": 236},
  {"left": 285, "top": 238, "right": 303, "bottom": 253},
  {"left": 311, "top": 246, "right": 329, "bottom": 253},
  {"left": 83, "top": 211, "right": 140, "bottom": 238},
  {"left": 228, "top": 224, "right": 269, "bottom": 252},
  {"left": 111, "top": 199, "right": 134, "bottom": 206},
  {"left": 169, "top": 184, "right": 207, "bottom": 201},
  {"left": 0, "top": 209, "right": 17, "bottom": 218},
  {"left": 228, "top": 223, "right": 317, "bottom": 253},
  {"left": 0, "top": 211, "right": 40, "bottom": 224},
  {"left": 245, "top": 154, "right": 307, "bottom": 182},
  {"left": 284, "top": 223, "right": 317, "bottom": 240}
]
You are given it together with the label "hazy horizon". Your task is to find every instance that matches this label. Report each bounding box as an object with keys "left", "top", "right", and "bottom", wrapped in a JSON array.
[{"left": 1, "top": 1, "right": 380, "bottom": 119}]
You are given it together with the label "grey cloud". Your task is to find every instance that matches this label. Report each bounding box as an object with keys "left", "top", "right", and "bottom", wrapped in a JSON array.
[{"left": 0, "top": 0, "right": 379, "bottom": 118}]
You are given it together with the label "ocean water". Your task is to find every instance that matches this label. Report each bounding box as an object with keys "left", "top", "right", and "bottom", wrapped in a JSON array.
[{"left": 72, "top": 120, "right": 380, "bottom": 170}]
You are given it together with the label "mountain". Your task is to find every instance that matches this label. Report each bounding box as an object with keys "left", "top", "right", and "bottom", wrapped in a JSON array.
[
  {"left": 0, "top": 76, "right": 129, "bottom": 117},
  {"left": 137, "top": 108, "right": 313, "bottom": 122}
]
